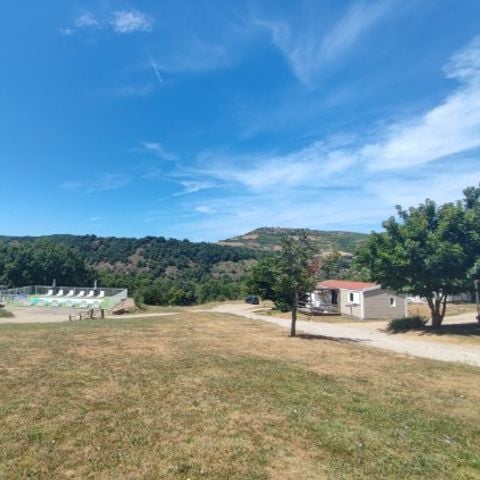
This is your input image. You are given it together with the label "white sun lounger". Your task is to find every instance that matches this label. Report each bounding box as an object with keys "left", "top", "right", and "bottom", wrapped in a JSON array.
[
  {"left": 55, "top": 289, "right": 64, "bottom": 297},
  {"left": 77, "top": 291, "right": 85, "bottom": 298},
  {"left": 86, "top": 290, "right": 95, "bottom": 298},
  {"left": 66, "top": 289, "right": 74, "bottom": 297},
  {"left": 45, "top": 289, "right": 53, "bottom": 297},
  {"left": 98, "top": 291, "right": 105, "bottom": 298}
]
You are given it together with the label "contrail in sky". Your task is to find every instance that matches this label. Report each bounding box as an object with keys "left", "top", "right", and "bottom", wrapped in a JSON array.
[{"left": 147, "top": 53, "right": 163, "bottom": 83}]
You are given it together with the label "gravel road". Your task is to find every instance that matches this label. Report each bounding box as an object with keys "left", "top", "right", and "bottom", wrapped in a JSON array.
[{"left": 207, "top": 303, "right": 480, "bottom": 367}]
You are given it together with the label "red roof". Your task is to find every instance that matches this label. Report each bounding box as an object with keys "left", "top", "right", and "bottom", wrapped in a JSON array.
[{"left": 316, "top": 280, "right": 379, "bottom": 291}]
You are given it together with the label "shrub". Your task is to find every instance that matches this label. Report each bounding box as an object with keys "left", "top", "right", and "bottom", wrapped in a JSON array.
[
  {"left": 0, "top": 309, "right": 14, "bottom": 318},
  {"left": 387, "top": 315, "right": 427, "bottom": 332}
]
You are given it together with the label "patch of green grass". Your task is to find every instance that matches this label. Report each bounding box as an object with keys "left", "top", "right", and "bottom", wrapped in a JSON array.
[
  {"left": 0, "top": 308, "right": 14, "bottom": 318},
  {"left": 0, "top": 313, "right": 479, "bottom": 479}
]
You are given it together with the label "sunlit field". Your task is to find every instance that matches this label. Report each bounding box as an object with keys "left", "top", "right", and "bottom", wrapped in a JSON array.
[{"left": 0, "top": 311, "right": 479, "bottom": 479}]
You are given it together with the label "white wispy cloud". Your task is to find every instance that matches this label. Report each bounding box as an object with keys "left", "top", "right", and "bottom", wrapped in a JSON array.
[
  {"left": 173, "top": 180, "right": 216, "bottom": 196},
  {"left": 142, "top": 142, "right": 178, "bottom": 161},
  {"left": 194, "top": 205, "right": 215, "bottom": 214},
  {"left": 62, "top": 9, "right": 154, "bottom": 36},
  {"left": 172, "top": 161, "right": 480, "bottom": 241},
  {"left": 158, "top": 35, "right": 480, "bottom": 240},
  {"left": 444, "top": 36, "right": 480, "bottom": 81},
  {"left": 74, "top": 11, "right": 99, "bottom": 29},
  {"left": 256, "top": 1, "right": 393, "bottom": 84},
  {"left": 321, "top": 1, "right": 392, "bottom": 61},
  {"left": 195, "top": 140, "right": 357, "bottom": 190},
  {"left": 368, "top": 166, "right": 480, "bottom": 207},
  {"left": 363, "top": 35, "right": 480, "bottom": 170},
  {"left": 168, "top": 191, "right": 390, "bottom": 242},
  {"left": 61, "top": 174, "right": 130, "bottom": 194},
  {"left": 196, "top": 34, "right": 480, "bottom": 189},
  {"left": 110, "top": 10, "right": 154, "bottom": 34}
]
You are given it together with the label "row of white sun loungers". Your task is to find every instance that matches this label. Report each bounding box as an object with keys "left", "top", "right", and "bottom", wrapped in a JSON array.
[{"left": 44, "top": 289, "right": 105, "bottom": 298}]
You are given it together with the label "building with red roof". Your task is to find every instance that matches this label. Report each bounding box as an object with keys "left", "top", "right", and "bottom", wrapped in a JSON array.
[{"left": 307, "top": 279, "right": 407, "bottom": 320}]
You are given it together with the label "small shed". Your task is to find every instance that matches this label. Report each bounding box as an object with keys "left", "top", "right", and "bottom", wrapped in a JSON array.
[{"left": 307, "top": 279, "right": 407, "bottom": 320}]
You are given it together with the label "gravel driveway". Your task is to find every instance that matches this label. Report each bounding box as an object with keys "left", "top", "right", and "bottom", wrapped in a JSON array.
[{"left": 207, "top": 303, "right": 480, "bottom": 367}]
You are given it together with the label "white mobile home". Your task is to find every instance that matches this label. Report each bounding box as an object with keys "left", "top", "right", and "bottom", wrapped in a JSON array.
[{"left": 308, "top": 280, "right": 407, "bottom": 320}]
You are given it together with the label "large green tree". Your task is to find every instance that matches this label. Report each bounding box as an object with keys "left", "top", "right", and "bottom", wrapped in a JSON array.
[
  {"left": 356, "top": 186, "right": 480, "bottom": 328},
  {"left": 0, "top": 240, "right": 92, "bottom": 287}
]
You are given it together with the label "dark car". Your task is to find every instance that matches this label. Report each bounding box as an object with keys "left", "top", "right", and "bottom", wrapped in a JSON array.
[{"left": 245, "top": 295, "right": 259, "bottom": 305}]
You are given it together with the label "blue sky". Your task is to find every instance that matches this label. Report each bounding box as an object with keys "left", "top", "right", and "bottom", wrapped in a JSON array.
[{"left": 1, "top": 1, "right": 480, "bottom": 241}]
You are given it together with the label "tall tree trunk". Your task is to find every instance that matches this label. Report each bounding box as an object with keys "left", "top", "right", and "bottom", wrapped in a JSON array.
[
  {"left": 291, "top": 287, "right": 298, "bottom": 337},
  {"left": 427, "top": 295, "right": 446, "bottom": 329}
]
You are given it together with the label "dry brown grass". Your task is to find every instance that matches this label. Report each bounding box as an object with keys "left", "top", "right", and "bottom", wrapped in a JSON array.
[
  {"left": 0, "top": 312, "right": 479, "bottom": 479},
  {"left": 395, "top": 323, "right": 480, "bottom": 346},
  {"left": 254, "top": 308, "right": 357, "bottom": 323},
  {"left": 408, "top": 302, "right": 478, "bottom": 318}
]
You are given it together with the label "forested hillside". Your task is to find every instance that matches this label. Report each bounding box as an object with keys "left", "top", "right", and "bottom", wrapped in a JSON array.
[
  {"left": 219, "top": 227, "right": 367, "bottom": 253},
  {"left": 0, "top": 235, "right": 256, "bottom": 275},
  {"left": 0, "top": 235, "right": 258, "bottom": 305},
  {"left": 0, "top": 229, "right": 365, "bottom": 306}
]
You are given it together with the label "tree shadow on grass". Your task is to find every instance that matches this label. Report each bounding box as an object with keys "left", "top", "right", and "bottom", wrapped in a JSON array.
[
  {"left": 419, "top": 322, "right": 480, "bottom": 337},
  {"left": 296, "top": 333, "right": 368, "bottom": 344},
  {"left": 386, "top": 322, "right": 480, "bottom": 337}
]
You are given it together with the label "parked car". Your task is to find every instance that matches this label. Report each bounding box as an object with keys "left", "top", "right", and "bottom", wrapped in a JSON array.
[{"left": 245, "top": 295, "right": 259, "bottom": 305}]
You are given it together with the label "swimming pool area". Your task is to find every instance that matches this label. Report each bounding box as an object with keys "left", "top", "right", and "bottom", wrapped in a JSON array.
[{"left": 0, "top": 285, "right": 127, "bottom": 309}]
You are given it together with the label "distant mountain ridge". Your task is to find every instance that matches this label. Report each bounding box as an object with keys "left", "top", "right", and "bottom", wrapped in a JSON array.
[{"left": 218, "top": 227, "right": 368, "bottom": 254}]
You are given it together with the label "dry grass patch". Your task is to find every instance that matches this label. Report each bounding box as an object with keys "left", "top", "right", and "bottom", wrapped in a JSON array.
[
  {"left": 0, "top": 313, "right": 479, "bottom": 479},
  {"left": 409, "top": 302, "right": 477, "bottom": 318},
  {"left": 70, "top": 334, "right": 171, "bottom": 359},
  {"left": 254, "top": 308, "right": 357, "bottom": 323},
  {"left": 397, "top": 325, "right": 480, "bottom": 346}
]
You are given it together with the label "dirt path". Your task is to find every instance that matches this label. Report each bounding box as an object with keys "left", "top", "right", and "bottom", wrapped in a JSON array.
[
  {"left": 105, "top": 313, "right": 176, "bottom": 319},
  {"left": 203, "top": 303, "right": 480, "bottom": 367},
  {"left": 0, "top": 307, "right": 177, "bottom": 324}
]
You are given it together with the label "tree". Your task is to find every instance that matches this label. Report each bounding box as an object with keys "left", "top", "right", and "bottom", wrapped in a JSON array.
[
  {"left": 246, "top": 236, "right": 316, "bottom": 336},
  {"left": 0, "top": 240, "right": 92, "bottom": 287},
  {"left": 277, "top": 236, "right": 316, "bottom": 336},
  {"left": 311, "top": 250, "right": 355, "bottom": 280},
  {"left": 244, "top": 256, "right": 279, "bottom": 303},
  {"left": 356, "top": 185, "right": 480, "bottom": 328}
]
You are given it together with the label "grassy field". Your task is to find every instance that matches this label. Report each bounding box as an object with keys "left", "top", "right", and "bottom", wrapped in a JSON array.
[
  {"left": 254, "top": 308, "right": 358, "bottom": 323},
  {"left": 408, "top": 302, "right": 478, "bottom": 318},
  {"left": 0, "top": 312, "right": 479, "bottom": 479}
]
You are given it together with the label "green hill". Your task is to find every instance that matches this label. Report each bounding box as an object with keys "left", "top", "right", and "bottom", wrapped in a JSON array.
[
  {"left": 219, "top": 227, "right": 368, "bottom": 254},
  {"left": 0, "top": 229, "right": 367, "bottom": 306},
  {"left": 0, "top": 234, "right": 257, "bottom": 276},
  {"left": 0, "top": 235, "right": 259, "bottom": 305}
]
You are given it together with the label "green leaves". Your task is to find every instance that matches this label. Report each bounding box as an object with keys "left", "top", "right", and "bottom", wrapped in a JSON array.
[
  {"left": 0, "top": 241, "right": 92, "bottom": 287},
  {"left": 246, "top": 236, "right": 316, "bottom": 311},
  {"left": 356, "top": 183, "right": 480, "bottom": 326}
]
